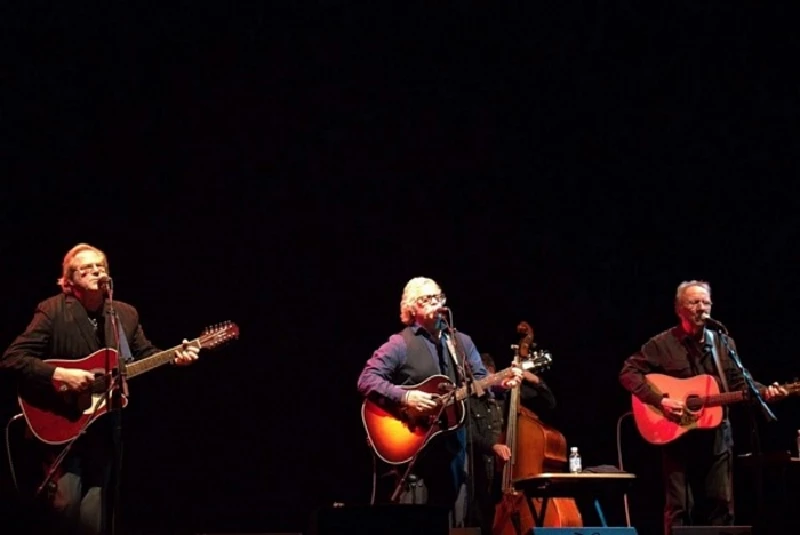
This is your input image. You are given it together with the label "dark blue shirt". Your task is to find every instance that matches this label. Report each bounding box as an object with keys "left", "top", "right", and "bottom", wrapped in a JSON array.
[{"left": 357, "top": 322, "right": 489, "bottom": 404}]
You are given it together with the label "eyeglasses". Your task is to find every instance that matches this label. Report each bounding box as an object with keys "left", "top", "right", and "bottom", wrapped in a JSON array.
[
  {"left": 76, "top": 263, "right": 107, "bottom": 274},
  {"left": 416, "top": 293, "right": 446, "bottom": 306}
]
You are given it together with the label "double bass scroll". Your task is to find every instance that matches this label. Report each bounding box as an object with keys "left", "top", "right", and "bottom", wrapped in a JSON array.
[{"left": 492, "top": 321, "right": 582, "bottom": 534}]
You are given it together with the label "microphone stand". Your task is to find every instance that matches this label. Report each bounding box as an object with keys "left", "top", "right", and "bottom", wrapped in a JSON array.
[
  {"left": 439, "top": 311, "right": 479, "bottom": 529},
  {"left": 716, "top": 322, "right": 774, "bottom": 532},
  {"left": 104, "top": 279, "right": 126, "bottom": 535}
]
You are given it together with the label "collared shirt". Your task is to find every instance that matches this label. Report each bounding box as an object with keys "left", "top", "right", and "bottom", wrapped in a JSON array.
[
  {"left": 619, "top": 325, "right": 762, "bottom": 452},
  {"left": 357, "top": 322, "right": 488, "bottom": 404},
  {"left": 619, "top": 325, "right": 755, "bottom": 408}
]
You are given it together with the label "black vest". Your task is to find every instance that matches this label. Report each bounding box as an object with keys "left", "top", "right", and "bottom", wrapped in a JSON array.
[{"left": 396, "top": 326, "right": 458, "bottom": 386}]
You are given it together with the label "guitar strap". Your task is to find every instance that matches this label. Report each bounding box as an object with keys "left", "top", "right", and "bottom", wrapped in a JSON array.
[
  {"left": 708, "top": 330, "right": 730, "bottom": 393},
  {"left": 113, "top": 313, "right": 134, "bottom": 363}
]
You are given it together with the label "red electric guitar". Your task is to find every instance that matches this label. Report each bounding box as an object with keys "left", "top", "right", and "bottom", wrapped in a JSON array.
[{"left": 18, "top": 321, "right": 240, "bottom": 445}]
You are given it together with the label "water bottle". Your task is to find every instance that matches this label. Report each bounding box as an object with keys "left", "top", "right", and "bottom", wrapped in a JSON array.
[{"left": 569, "top": 446, "right": 582, "bottom": 473}]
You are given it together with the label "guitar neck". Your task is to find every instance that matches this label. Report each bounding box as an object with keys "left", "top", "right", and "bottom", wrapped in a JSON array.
[
  {"left": 455, "top": 370, "right": 511, "bottom": 401},
  {"left": 125, "top": 345, "right": 185, "bottom": 378},
  {"left": 703, "top": 390, "right": 747, "bottom": 407},
  {"left": 704, "top": 386, "right": 777, "bottom": 407}
]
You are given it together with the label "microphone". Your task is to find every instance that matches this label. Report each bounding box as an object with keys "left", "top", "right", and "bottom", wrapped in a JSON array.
[
  {"left": 98, "top": 275, "right": 113, "bottom": 291},
  {"left": 433, "top": 307, "right": 450, "bottom": 330},
  {"left": 702, "top": 313, "right": 727, "bottom": 332}
]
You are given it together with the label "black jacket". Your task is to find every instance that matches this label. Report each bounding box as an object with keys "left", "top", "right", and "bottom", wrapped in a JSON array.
[{"left": 0, "top": 293, "right": 159, "bottom": 388}]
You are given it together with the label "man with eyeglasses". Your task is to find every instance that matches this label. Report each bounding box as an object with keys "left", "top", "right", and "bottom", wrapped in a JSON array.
[
  {"left": 357, "top": 276, "right": 522, "bottom": 524},
  {"left": 0, "top": 243, "right": 199, "bottom": 535},
  {"left": 619, "top": 280, "right": 786, "bottom": 535}
]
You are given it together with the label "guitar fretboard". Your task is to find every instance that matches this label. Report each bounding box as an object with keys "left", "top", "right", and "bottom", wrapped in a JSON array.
[
  {"left": 125, "top": 345, "right": 186, "bottom": 378},
  {"left": 703, "top": 383, "right": 800, "bottom": 407},
  {"left": 702, "top": 389, "right": 749, "bottom": 407},
  {"left": 454, "top": 370, "right": 514, "bottom": 401}
]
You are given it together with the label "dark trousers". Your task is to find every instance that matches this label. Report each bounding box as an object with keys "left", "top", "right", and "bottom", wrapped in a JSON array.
[
  {"left": 28, "top": 422, "right": 114, "bottom": 535},
  {"left": 375, "top": 432, "right": 465, "bottom": 515},
  {"left": 662, "top": 431, "right": 734, "bottom": 535},
  {"left": 464, "top": 454, "right": 497, "bottom": 535}
]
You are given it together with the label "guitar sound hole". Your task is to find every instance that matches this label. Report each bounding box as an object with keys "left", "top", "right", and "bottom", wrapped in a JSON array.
[{"left": 685, "top": 395, "right": 704, "bottom": 412}]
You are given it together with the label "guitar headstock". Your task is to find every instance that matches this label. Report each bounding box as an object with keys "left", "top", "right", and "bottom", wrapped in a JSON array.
[
  {"left": 521, "top": 350, "right": 553, "bottom": 373},
  {"left": 198, "top": 321, "right": 240, "bottom": 350},
  {"left": 781, "top": 381, "right": 800, "bottom": 396}
]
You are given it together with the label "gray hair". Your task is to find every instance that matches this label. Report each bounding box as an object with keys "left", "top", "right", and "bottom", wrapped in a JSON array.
[{"left": 674, "top": 279, "right": 711, "bottom": 311}]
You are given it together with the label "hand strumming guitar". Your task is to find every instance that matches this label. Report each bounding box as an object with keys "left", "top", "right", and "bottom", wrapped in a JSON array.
[
  {"left": 661, "top": 397, "right": 685, "bottom": 417},
  {"left": 404, "top": 390, "right": 438, "bottom": 411},
  {"left": 53, "top": 367, "right": 95, "bottom": 391}
]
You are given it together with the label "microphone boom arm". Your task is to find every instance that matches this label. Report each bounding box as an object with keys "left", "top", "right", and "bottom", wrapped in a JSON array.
[{"left": 706, "top": 315, "right": 776, "bottom": 422}]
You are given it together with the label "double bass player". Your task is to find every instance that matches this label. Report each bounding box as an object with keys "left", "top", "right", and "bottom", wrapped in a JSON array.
[{"left": 465, "top": 345, "right": 557, "bottom": 535}]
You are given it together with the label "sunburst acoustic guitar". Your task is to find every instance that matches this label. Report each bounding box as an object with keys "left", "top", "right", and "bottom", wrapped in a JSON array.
[{"left": 362, "top": 352, "right": 552, "bottom": 465}]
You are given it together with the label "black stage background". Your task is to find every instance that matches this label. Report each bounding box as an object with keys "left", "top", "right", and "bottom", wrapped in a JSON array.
[{"left": 2, "top": 3, "right": 800, "bottom": 534}]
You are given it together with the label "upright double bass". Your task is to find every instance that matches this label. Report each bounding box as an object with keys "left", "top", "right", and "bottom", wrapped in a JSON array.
[{"left": 492, "top": 321, "right": 582, "bottom": 534}]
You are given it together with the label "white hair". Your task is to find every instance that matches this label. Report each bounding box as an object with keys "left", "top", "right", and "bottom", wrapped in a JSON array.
[{"left": 399, "top": 277, "right": 441, "bottom": 325}]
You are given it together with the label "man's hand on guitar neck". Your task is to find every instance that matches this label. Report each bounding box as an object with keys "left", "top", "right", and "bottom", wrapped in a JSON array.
[
  {"left": 52, "top": 367, "right": 95, "bottom": 391},
  {"left": 404, "top": 390, "right": 438, "bottom": 411},
  {"left": 764, "top": 382, "right": 788, "bottom": 400},
  {"left": 174, "top": 338, "right": 200, "bottom": 366}
]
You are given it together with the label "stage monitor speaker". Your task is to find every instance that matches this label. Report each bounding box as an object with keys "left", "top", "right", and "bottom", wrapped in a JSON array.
[
  {"left": 532, "top": 529, "right": 638, "bottom": 535},
  {"left": 308, "top": 504, "right": 450, "bottom": 535},
  {"left": 673, "top": 527, "right": 752, "bottom": 535}
]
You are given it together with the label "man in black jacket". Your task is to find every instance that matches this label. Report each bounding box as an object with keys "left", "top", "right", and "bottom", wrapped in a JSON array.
[
  {"left": 619, "top": 280, "right": 786, "bottom": 535},
  {"left": 0, "top": 243, "right": 200, "bottom": 535}
]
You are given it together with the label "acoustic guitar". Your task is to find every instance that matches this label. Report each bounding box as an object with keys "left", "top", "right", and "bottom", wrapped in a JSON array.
[
  {"left": 18, "top": 321, "right": 240, "bottom": 445},
  {"left": 362, "top": 353, "right": 552, "bottom": 465},
  {"left": 631, "top": 373, "right": 800, "bottom": 445}
]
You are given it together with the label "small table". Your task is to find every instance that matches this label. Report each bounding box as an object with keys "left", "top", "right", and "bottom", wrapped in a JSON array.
[{"left": 513, "top": 472, "right": 637, "bottom": 527}]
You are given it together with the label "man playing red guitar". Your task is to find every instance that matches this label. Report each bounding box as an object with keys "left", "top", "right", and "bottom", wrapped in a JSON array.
[
  {"left": 619, "top": 280, "right": 786, "bottom": 535},
  {"left": 357, "top": 277, "right": 521, "bottom": 522},
  {"left": 0, "top": 243, "right": 199, "bottom": 535}
]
